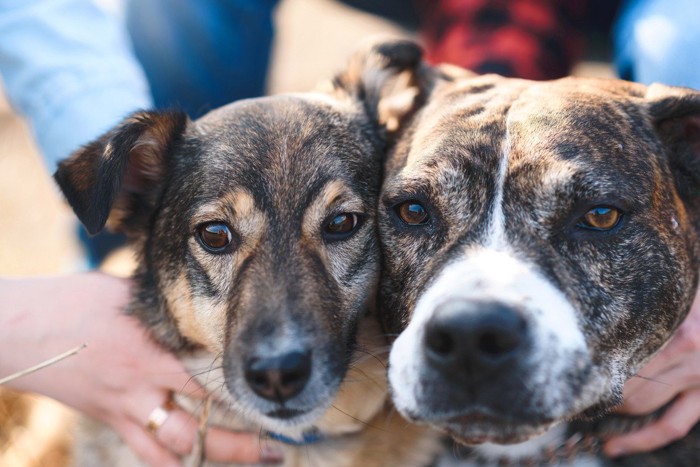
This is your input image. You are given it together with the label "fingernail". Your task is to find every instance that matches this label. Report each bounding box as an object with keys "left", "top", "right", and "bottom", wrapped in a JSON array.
[
  {"left": 261, "top": 445, "right": 284, "bottom": 464},
  {"left": 606, "top": 444, "right": 627, "bottom": 458}
]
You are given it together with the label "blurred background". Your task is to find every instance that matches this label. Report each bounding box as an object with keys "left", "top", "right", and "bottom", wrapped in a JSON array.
[{"left": 0, "top": 0, "right": 613, "bottom": 465}]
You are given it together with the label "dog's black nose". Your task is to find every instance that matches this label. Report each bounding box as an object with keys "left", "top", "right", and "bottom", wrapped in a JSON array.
[
  {"left": 244, "top": 351, "right": 312, "bottom": 403},
  {"left": 424, "top": 301, "right": 527, "bottom": 376}
]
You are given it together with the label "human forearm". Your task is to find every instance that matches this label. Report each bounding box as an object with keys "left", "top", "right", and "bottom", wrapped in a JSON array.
[{"left": 0, "top": 273, "right": 124, "bottom": 394}]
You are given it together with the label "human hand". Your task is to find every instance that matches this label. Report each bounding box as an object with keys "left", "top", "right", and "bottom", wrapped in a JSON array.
[
  {"left": 0, "top": 273, "right": 283, "bottom": 467},
  {"left": 604, "top": 288, "right": 700, "bottom": 457}
]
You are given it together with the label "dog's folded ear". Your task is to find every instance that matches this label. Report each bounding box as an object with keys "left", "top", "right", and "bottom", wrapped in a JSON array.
[
  {"left": 54, "top": 110, "right": 189, "bottom": 235},
  {"left": 324, "top": 38, "right": 430, "bottom": 135},
  {"left": 645, "top": 84, "right": 700, "bottom": 221}
]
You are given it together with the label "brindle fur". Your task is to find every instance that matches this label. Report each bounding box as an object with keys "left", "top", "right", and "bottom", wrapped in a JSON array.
[
  {"left": 378, "top": 46, "right": 700, "bottom": 465},
  {"left": 55, "top": 41, "right": 440, "bottom": 467}
]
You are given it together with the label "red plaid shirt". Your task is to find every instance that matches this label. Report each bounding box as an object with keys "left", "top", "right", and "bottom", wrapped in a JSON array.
[{"left": 416, "top": 0, "right": 588, "bottom": 80}]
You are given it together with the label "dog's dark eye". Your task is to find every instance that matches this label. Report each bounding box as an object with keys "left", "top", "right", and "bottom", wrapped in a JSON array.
[
  {"left": 324, "top": 213, "right": 362, "bottom": 242},
  {"left": 196, "top": 222, "right": 233, "bottom": 253},
  {"left": 577, "top": 206, "right": 622, "bottom": 231},
  {"left": 396, "top": 200, "right": 429, "bottom": 225}
]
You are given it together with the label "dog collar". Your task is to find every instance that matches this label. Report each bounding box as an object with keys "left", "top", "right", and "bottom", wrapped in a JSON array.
[{"left": 266, "top": 428, "right": 325, "bottom": 446}]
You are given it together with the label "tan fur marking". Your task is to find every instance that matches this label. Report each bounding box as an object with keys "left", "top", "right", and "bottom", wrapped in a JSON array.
[
  {"left": 301, "top": 180, "right": 365, "bottom": 241},
  {"left": 301, "top": 180, "right": 366, "bottom": 286},
  {"left": 191, "top": 189, "right": 267, "bottom": 251},
  {"left": 163, "top": 272, "right": 215, "bottom": 348},
  {"left": 314, "top": 317, "right": 387, "bottom": 435},
  {"left": 181, "top": 190, "right": 268, "bottom": 351}
]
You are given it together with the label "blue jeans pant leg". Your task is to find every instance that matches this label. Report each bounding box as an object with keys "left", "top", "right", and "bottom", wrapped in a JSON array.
[{"left": 126, "top": 0, "right": 279, "bottom": 117}]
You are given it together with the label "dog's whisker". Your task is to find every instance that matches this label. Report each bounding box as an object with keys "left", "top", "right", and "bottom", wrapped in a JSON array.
[
  {"left": 202, "top": 353, "right": 224, "bottom": 390},
  {"left": 350, "top": 350, "right": 389, "bottom": 368},
  {"left": 303, "top": 442, "right": 312, "bottom": 467},
  {"left": 180, "top": 367, "right": 224, "bottom": 396},
  {"left": 188, "top": 365, "right": 224, "bottom": 379},
  {"left": 630, "top": 374, "right": 671, "bottom": 386},
  {"left": 257, "top": 425, "right": 267, "bottom": 457},
  {"left": 345, "top": 367, "right": 384, "bottom": 391},
  {"left": 186, "top": 364, "right": 224, "bottom": 373},
  {"left": 355, "top": 346, "right": 391, "bottom": 366},
  {"left": 339, "top": 378, "right": 375, "bottom": 384},
  {"left": 382, "top": 404, "right": 399, "bottom": 429},
  {"left": 329, "top": 404, "right": 390, "bottom": 433}
]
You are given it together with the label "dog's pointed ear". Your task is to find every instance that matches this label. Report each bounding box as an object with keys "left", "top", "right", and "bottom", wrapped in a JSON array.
[
  {"left": 54, "top": 110, "right": 189, "bottom": 235},
  {"left": 320, "top": 39, "right": 431, "bottom": 135},
  {"left": 645, "top": 84, "right": 700, "bottom": 219}
]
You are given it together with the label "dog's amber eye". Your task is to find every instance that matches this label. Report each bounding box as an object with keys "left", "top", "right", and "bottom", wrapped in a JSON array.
[
  {"left": 396, "top": 201, "right": 429, "bottom": 225},
  {"left": 324, "top": 213, "right": 362, "bottom": 242},
  {"left": 577, "top": 206, "right": 622, "bottom": 231},
  {"left": 196, "top": 222, "right": 233, "bottom": 252}
]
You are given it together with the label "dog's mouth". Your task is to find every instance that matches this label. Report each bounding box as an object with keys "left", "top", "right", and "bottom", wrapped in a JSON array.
[
  {"left": 436, "top": 412, "right": 557, "bottom": 445},
  {"left": 265, "top": 407, "right": 309, "bottom": 420}
]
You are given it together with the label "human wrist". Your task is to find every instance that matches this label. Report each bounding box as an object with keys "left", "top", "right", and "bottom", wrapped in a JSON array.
[
  {"left": 0, "top": 276, "right": 55, "bottom": 389},
  {"left": 0, "top": 273, "right": 127, "bottom": 394}
]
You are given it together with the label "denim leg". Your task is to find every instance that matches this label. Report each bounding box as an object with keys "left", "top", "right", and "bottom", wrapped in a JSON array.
[
  {"left": 614, "top": 0, "right": 700, "bottom": 89},
  {"left": 78, "top": 227, "right": 127, "bottom": 269},
  {"left": 126, "top": 0, "right": 279, "bottom": 117}
]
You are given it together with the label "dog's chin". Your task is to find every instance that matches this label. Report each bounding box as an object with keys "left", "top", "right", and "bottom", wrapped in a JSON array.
[
  {"left": 426, "top": 389, "right": 622, "bottom": 446},
  {"left": 576, "top": 392, "right": 623, "bottom": 421},
  {"left": 439, "top": 415, "right": 557, "bottom": 445},
  {"left": 266, "top": 407, "right": 309, "bottom": 420},
  {"left": 254, "top": 404, "right": 328, "bottom": 432}
]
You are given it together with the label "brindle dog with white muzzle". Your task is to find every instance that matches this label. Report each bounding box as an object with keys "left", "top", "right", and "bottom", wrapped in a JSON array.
[
  {"left": 377, "top": 41, "right": 700, "bottom": 465},
  {"left": 55, "top": 41, "right": 440, "bottom": 467}
]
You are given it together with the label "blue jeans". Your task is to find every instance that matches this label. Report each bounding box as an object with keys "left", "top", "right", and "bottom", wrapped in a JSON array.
[
  {"left": 614, "top": 0, "right": 700, "bottom": 89},
  {"left": 126, "top": 0, "right": 279, "bottom": 117}
]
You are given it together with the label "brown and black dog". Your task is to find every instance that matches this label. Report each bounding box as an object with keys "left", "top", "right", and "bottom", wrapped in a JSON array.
[
  {"left": 54, "top": 41, "right": 440, "bottom": 467},
  {"left": 377, "top": 42, "right": 700, "bottom": 465}
]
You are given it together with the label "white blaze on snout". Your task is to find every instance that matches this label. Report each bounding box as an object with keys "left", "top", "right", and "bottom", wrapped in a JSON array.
[
  {"left": 410, "top": 249, "right": 585, "bottom": 349},
  {"left": 389, "top": 247, "right": 588, "bottom": 415}
]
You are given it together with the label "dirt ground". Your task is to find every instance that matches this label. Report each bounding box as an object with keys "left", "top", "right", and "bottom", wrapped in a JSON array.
[{"left": 0, "top": 0, "right": 613, "bottom": 465}]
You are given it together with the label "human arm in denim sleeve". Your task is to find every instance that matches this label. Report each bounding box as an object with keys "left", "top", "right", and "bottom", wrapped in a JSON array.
[{"left": 0, "top": 0, "right": 153, "bottom": 173}]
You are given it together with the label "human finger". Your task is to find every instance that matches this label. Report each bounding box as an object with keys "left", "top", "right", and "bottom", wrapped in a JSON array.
[
  {"left": 621, "top": 322, "right": 700, "bottom": 399},
  {"left": 117, "top": 418, "right": 183, "bottom": 467},
  {"left": 162, "top": 371, "right": 209, "bottom": 401},
  {"left": 604, "top": 389, "right": 700, "bottom": 457},
  {"left": 199, "top": 423, "right": 284, "bottom": 464},
  {"left": 620, "top": 364, "right": 700, "bottom": 415},
  {"left": 142, "top": 395, "right": 284, "bottom": 464}
]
